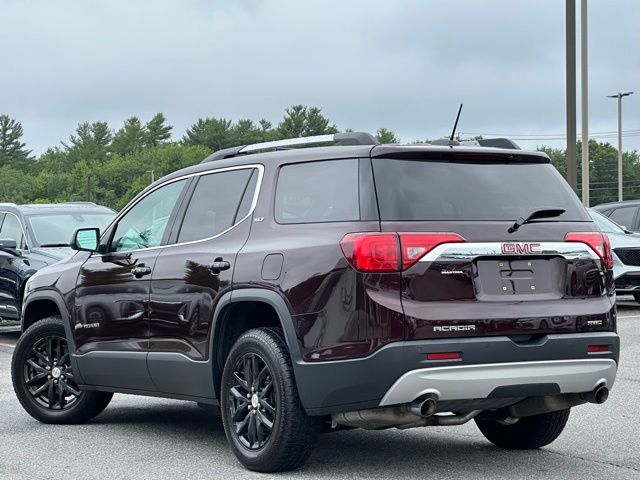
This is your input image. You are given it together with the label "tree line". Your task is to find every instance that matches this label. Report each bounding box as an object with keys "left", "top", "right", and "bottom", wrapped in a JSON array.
[{"left": 0, "top": 107, "right": 637, "bottom": 210}]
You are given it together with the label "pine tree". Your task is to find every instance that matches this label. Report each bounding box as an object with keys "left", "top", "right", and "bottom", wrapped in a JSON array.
[
  {"left": 0, "top": 115, "right": 33, "bottom": 169},
  {"left": 112, "top": 117, "right": 146, "bottom": 155},
  {"left": 145, "top": 113, "right": 172, "bottom": 148},
  {"left": 63, "top": 121, "right": 112, "bottom": 164},
  {"left": 376, "top": 128, "right": 399, "bottom": 144},
  {"left": 181, "top": 118, "right": 233, "bottom": 151}
]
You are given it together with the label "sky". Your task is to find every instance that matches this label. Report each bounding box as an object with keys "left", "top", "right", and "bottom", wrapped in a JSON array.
[{"left": 1, "top": 0, "right": 638, "bottom": 155}]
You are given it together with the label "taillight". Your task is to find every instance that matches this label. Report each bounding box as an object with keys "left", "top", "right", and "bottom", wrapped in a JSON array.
[
  {"left": 399, "top": 233, "right": 465, "bottom": 270},
  {"left": 340, "top": 233, "right": 399, "bottom": 272},
  {"left": 340, "top": 232, "right": 465, "bottom": 272},
  {"left": 564, "top": 232, "right": 613, "bottom": 270}
]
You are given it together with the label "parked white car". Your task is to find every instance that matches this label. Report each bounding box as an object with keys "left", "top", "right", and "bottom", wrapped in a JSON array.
[{"left": 589, "top": 208, "right": 640, "bottom": 303}]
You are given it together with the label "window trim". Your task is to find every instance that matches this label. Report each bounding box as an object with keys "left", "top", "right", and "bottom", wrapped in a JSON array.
[
  {"left": 273, "top": 158, "right": 361, "bottom": 225},
  {"left": 0, "top": 211, "right": 30, "bottom": 252},
  {"left": 97, "top": 164, "right": 264, "bottom": 256}
]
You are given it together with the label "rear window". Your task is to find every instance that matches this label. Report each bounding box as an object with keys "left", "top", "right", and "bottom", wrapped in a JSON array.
[
  {"left": 373, "top": 159, "right": 589, "bottom": 222},
  {"left": 275, "top": 159, "right": 359, "bottom": 223}
]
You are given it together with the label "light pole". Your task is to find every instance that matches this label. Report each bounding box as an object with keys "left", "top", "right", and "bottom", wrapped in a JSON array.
[
  {"left": 566, "top": 0, "right": 577, "bottom": 193},
  {"left": 580, "top": 0, "right": 589, "bottom": 206},
  {"left": 146, "top": 169, "right": 155, "bottom": 184},
  {"left": 606, "top": 91, "right": 634, "bottom": 201}
]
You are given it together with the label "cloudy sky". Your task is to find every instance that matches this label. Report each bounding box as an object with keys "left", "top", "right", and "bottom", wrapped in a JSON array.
[{"left": 1, "top": 0, "right": 638, "bottom": 154}]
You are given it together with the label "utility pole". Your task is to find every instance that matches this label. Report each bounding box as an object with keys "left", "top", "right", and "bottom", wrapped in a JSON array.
[
  {"left": 146, "top": 169, "right": 155, "bottom": 184},
  {"left": 566, "top": 0, "right": 577, "bottom": 193},
  {"left": 87, "top": 175, "right": 92, "bottom": 203},
  {"left": 580, "top": 0, "right": 589, "bottom": 206},
  {"left": 607, "top": 91, "right": 634, "bottom": 201}
]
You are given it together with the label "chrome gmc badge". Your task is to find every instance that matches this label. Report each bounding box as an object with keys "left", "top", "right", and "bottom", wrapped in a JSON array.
[{"left": 501, "top": 242, "right": 542, "bottom": 254}]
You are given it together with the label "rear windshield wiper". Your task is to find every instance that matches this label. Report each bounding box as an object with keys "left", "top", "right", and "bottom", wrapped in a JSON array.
[
  {"left": 39, "top": 243, "right": 70, "bottom": 248},
  {"left": 508, "top": 208, "right": 566, "bottom": 233}
]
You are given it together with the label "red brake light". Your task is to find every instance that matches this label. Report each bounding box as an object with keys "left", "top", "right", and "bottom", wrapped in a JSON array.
[
  {"left": 564, "top": 232, "right": 613, "bottom": 270},
  {"left": 340, "top": 233, "right": 399, "bottom": 272},
  {"left": 399, "top": 233, "right": 466, "bottom": 270},
  {"left": 340, "top": 232, "right": 465, "bottom": 272}
]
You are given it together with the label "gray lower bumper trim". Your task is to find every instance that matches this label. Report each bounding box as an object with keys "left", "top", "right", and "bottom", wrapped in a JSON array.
[{"left": 379, "top": 359, "right": 617, "bottom": 406}]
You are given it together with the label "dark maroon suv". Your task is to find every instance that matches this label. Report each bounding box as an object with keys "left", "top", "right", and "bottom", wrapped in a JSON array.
[{"left": 12, "top": 133, "right": 619, "bottom": 472}]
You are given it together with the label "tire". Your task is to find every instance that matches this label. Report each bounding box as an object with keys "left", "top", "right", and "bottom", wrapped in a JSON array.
[
  {"left": 11, "top": 316, "right": 113, "bottom": 424},
  {"left": 220, "top": 327, "right": 320, "bottom": 472},
  {"left": 475, "top": 409, "right": 570, "bottom": 449},
  {"left": 632, "top": 292, "right": 640, "bottom": 304}
]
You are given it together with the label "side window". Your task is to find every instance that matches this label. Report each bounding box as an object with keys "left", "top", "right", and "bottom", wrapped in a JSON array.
[
  {"left": 177, "top": 168, "right": 256, "bottom": 243},
  {"left": 110, "top": 179, "right": 187, "bottom": 252},
  {"left": 0, "top": 214, "right": 27, "bottom": 249},
  {"left": 275, "top": 159, "right": 359, "bottom": 224},
  {"left": 609, "top": 206, "right": 637, "bottom": 229}
]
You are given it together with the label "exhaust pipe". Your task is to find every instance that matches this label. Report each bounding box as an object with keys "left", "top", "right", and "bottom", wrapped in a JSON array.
[
  {"left": 410, "top": 396, "right": 437, "bottom": 418},
  {"left": 580, "top": 385, "right": 609, "bottom": 404}
]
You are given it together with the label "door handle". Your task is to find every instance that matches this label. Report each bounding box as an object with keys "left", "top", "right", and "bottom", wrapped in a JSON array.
[
  {"left": 209, "top": 259, "right": 230, "bottom": 274},
  {"left": 131, "top": 264, "right": 152, "bottom": 278}
]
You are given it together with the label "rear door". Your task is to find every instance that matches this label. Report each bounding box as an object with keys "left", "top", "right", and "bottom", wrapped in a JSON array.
[
  {"left": 371, "top": 155, "right": 614, "bottom": 341},
  {"left": 147, "top": 166, "right": 261, "bottom": 398}
]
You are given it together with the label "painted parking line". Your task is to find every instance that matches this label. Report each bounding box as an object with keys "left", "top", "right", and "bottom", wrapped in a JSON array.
[{"left": 0, "top": 343, "right": 15, "bottom": 349}]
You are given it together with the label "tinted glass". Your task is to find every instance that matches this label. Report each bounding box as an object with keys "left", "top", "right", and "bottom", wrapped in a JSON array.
[
  {"left": 0, "top": 214, "right": 27, "bottom": 249},
  {"left": 589, "top": 209, "right": 625, "bottom": 234},
  {"left": 27, "top": 213, "right": 114, "bottom": 247},
  {"left": 235, "top": 170, "right": 258, "bottom": 223},
  {"left": 177, "top": 169, "right": 254, "bottom": 243},
  {"left": 373, "top": 159, "right": 589, "bottom": 221},
  {"left": 111, "top": 179, "right": 186, "bottom": 252},
  {"left": 609, "top": 206, "right": 637, "bottom": 229},
  {"left": 275, "top": 159, "right": 359, "bottom": 223}
]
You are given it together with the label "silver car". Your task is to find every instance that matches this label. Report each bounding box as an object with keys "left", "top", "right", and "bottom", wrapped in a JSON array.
[{"left": 589, "top": 208, "right": 640, "bottom": 303}]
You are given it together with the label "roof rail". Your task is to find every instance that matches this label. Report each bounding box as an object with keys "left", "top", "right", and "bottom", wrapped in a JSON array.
[
  {"left": 63, "top": 201, "right": 98, "bottom": 206},
  {"left": 201, "top": 132, "right": 378, "bottom": 163}
]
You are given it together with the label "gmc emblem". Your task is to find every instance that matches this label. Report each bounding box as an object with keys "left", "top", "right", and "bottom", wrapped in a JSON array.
[{"left": 501, "top": 242, "right": 542, "bottom": 254}]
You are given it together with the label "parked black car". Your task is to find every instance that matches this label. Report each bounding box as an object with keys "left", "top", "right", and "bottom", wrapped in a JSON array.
[
  {"left": 593, "top": 200, "right": 640, "bottom": 233},
  {"left": 12, "top": 134, "right": 619, "bottom": 472},
  {"left": 0, "top": 202, "right": 115, "bottom": 332}
]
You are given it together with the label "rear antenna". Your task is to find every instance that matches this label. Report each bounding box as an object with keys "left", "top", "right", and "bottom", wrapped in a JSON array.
[{"left": 449, "top": 103, "right": 463, "bottom": 145}]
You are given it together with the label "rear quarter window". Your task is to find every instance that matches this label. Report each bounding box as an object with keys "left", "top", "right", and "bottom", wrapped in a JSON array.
[
  {"left": 373, "top": 159, "right": 589, "bottom": 222},
  {"left": 275, "top": 159, "right": 359, "bottom": 223}
]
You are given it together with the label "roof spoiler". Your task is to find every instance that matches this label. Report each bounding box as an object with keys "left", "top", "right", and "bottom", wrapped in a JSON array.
[{"left": 201, "top": 132, "right": 378, "bottom": 163}]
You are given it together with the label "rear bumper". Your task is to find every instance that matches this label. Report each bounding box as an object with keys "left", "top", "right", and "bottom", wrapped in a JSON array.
[
  {"left": 295, "top": 332, "right": 620, "bottom": 416},
  {"left": 379, "top": 358, "right": 616, "bottom": 406}
]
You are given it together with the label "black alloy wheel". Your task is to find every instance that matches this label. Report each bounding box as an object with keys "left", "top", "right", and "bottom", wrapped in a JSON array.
[
  {"left": 227, "top": 352, "right": 276, "bottom": 450},
  {"left": 12, "top": 316, "right": 113, "bottom": 424},
  {"left": 24, "top": 335, "right": 81, "bottom": 410}
]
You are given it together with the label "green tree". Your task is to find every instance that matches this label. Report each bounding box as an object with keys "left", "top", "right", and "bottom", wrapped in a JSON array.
[
  {"left": 111, "top": 117, "right": 146, "bottom": 155},
  {"left": 0, "top": 115, "right": 33, "bottom": 169},
  {"left": 144, "top": 113, "right": 172, "bottom": 148},
  {"left": 182, "top": 117, "right": 233, "bottom": 151},
  {"left": 376, "top": 128, "right": 399, "bottom": 144},
  {"left": 276, "top": 105, "right": 337, "bottom": 138},
  {"left": 0, "top": 166, "right": 34, "bottom": 202},
  {"left": 63, "top": 121, "right": 112, "bottom": 164}
]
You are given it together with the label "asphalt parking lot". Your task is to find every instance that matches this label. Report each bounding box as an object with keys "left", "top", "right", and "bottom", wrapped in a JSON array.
[{"left": 1, "top": 300, "right": 638, "bottom": 480}]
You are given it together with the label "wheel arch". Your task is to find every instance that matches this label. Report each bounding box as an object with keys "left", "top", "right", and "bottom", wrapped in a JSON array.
[
  {"left": 21, "top": 289, "right": 84, "bottom": 384},
  {"left": 210, "top": 288, "right": 302, "bottom": 398}
]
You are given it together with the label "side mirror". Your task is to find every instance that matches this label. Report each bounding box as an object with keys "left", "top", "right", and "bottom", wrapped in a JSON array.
[
  {"left": 0, "top": 238, "right": 18, "bottom": 250},
  {"left": 71, "top": 228, "right": 100, "bottom": 252}
]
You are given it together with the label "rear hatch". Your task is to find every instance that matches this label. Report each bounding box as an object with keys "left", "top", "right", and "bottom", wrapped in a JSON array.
[{"left": 370, "top": 148, "right": 615, "bottom": 340}]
